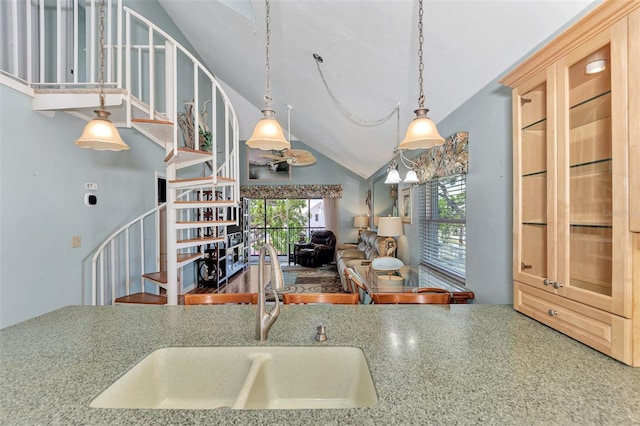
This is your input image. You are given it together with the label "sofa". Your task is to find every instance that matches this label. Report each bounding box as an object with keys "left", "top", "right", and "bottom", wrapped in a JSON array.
[{"left": 335, "top": 230, "right": 386, "bottom": 291}]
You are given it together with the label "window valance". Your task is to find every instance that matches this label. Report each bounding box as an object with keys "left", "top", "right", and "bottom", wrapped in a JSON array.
[
  {"left": 240, "top": 184, "right": 342, "bottom": 199},
  {"left": 413, "top": 131, "right": 468, "bottom": 183}
]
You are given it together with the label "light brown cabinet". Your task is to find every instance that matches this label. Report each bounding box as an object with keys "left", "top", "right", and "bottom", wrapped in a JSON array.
[{"left": 501, "top": 2, "right": 640, "bottom": 366}]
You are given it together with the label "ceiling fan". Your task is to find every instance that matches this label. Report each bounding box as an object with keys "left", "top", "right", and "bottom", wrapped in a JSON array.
[
  {"left": 258, "top": 105, "right": 316, "bottom": 166},
  {"left": 259, "top": 148, "right": 317, "bottom": 166}
]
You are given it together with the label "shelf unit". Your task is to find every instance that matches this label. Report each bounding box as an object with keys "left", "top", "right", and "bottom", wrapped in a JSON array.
[
  {"left": 501, "top": 2, "right": 640, "bottom": 366},
  {"left": 195, "top": 191, "right": 247, "bottom": 288}
]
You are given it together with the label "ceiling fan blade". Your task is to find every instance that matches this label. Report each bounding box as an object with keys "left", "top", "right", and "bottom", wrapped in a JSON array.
[{"left": 285, "top": 149, "right": 316, "bottom": 166}]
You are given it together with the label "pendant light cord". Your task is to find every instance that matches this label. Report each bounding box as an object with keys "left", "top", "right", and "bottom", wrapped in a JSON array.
[
  {"left": 264, "top": 0, "right": 272, "bottom": 109},
  {"left": 314, "top": 55, "right": 398, "bottom": 127},
  {"left": 98, "top": 0, "right": 106, "bottom": 109},
  {"left": 417, "top": 0, "right": 424, "bottom": 109}
]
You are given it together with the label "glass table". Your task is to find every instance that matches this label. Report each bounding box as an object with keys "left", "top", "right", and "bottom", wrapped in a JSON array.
[{"left": 353, "top": 264, "right": 474, "bottom": 304}]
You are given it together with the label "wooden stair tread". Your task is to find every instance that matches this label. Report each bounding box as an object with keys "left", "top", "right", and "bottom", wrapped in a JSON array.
[
  {"left": 177, "top": 252, "right": 202, "bottom": 263},
  {"left": 164, "top": 147, "right": 211, "bottom": 163},
  {"left": 143, "top": 272, "right": 168, "bottom": 283},
  {"left": 177, "top": 236, "right": 224, "bottom": 244},
  {"left": 114, "top": 292, "right": 166, "bottom": 305},
  {"left": 131, "top": 118, "right": 173, "bottom": 126},
  {"left": 169, "top": 176, "right": 236, "bottom": 184}
]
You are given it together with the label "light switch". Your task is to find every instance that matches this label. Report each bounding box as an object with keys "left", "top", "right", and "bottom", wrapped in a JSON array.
[{"left": 72, "top": 236, "right": 81, "bottom": 248}]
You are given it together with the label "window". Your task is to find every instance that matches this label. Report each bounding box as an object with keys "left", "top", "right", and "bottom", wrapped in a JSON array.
[
  {"left": 249, "top": 198, "right": 325, "bottom": 256},
  {"left": 419, "top": 174, "right": 466, "bottom": 283}
]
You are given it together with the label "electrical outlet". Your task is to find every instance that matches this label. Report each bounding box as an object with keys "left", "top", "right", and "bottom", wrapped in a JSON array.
[
  {"left": 85, "top": 183, "right": 98, "bottom": 191},
  {"left": 72, "top": 236, "right": 81, "bottom": 248}
]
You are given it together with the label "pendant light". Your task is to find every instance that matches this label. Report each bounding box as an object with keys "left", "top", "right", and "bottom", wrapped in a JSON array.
[
  {"left": 75, "top": 0, "right": 129, "bottom": 151},
  {"left": 246, "top": 0, "right": 289, "bottom": 151},
  {"left": 399, "top": 0, "right": 444, "bottom": 150}
]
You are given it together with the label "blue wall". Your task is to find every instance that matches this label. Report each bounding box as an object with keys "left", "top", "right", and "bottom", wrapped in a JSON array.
[{"left": 0, "top": 0, "right": 213, "bottom": 328}]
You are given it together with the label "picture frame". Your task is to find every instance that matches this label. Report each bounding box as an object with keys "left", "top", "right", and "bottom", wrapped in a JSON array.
[
  {"left": 247, "top": 147, "right": 292, "bottom": 182},
  {"left": 401, "top": 187, "right": 411, "bottom": 224}
]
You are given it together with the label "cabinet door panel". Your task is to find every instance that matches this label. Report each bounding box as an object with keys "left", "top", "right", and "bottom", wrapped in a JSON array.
[
  {"left": 514, "top": 73, "right": 555, "bottom": 289},
  {"left": 556, "top": 22, "right": 631, "bottom": 316}
]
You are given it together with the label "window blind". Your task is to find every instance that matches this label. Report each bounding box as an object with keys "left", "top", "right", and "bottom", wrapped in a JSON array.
[{"left": 419, "top": 174, "right": 466, "bottom": 283}]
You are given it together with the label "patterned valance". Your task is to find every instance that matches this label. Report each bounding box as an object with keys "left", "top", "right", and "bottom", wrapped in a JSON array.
[
  {"left": 240, "top": 184, "right": 343, "bottom": 199},
  {"left": 412, "top": 131, "right": 468, "bottom": 183}
]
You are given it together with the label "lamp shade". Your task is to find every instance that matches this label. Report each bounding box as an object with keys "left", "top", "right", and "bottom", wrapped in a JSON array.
[
  {"left": 373, "top": 215, "right": 380, "bottom": 227},
  {"left": 377, "top": 216, "right": 403, "bottom": 237},
  {"left": 353, "top": 216, "right": 369, "bottom": 229},
  {"left": 246, "top": 109, "right": 290, "bottom": 151},
  {"left": 75, "top": 110, "right": 129, "bottom": 151},
  {"left": 399, "top": 108, "right": 444, "bottom": 150},
  {"left": 404, "top": 170, "right": 419, "bottom": 183},
  {"left": 384, "top": 169, "right": 401, "bottom": 184}
]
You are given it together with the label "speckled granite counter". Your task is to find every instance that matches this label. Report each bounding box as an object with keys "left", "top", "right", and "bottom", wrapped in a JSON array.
[{"left": 1, "top": 304, "right": 639, "bottom": 425}]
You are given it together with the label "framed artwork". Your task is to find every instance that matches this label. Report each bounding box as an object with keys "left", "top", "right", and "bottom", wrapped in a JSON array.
[
  {"left": 401, "top": 187, "right": 411, "bottom": 224},
  {"left": 247, "top": 147, "right": 292, "bottom": 182}
]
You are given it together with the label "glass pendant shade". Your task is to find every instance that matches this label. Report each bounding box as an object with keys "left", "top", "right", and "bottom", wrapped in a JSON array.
[
  {"left": 404, "top": 170, "right": 419, "bottom": 183},
  {"left": 399, "top": 108, "right": 444, "bottom": 150},
  {"left": 384, "top": 168, "right": 401, "bottom": 184},
  {"left": 75, "top": 109, "right": 129, "bottom": 151},
  {"left": 246, "top": 109, "right": 290, "bottom": 151}
]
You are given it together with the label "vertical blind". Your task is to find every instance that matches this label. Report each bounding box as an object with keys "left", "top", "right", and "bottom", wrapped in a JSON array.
[{"left": 419, "top": 174, "right": 466, "bottom": 283}]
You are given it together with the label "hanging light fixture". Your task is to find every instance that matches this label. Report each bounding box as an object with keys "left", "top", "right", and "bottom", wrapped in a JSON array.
[
  {"left": 246, "top": 0, "right": 289, "bottom": 151},
  {"left": 75, "top": 0, "right": 128, "bottom": 151},
  {"left": 386, "top": 108, "right": 420, "bottom": 184},
  {"left": 399, "top": 0, "right": 443, "bottom": 150}
]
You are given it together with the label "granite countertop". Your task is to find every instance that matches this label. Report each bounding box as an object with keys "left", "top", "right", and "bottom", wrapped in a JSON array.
[{"left": 1, "top": 304, "right": 639, "bottom": 425}]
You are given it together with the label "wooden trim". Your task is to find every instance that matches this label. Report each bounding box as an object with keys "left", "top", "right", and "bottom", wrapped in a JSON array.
[
  {"left": 500, "top": 1, "right": 640, "bottom": 88},
  {"left": 630, "top": 9, "right": 640, "bottom": 232},
  {"left": 282, "top": 293, "right": 359, "bottom": 305},
  {"left": 184, "top": 293, "right": 258, "bottom": 305}
]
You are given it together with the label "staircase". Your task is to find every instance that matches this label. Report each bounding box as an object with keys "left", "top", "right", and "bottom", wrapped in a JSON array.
[{"left": 1, "top": 1, "right": 240, "bottom": 305}]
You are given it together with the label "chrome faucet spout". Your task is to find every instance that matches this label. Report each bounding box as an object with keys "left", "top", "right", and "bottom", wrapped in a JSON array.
[{"left": 256, "top": 243, "right": 284, "bottom": 340}]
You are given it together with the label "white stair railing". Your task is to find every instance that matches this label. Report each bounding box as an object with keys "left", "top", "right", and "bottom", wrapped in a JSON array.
[
  {"left": 91, "top": 203, "right": 165, "bottom": 306},
  {"left": 2, "top": 0, "right": 241, "bottom": 304}
]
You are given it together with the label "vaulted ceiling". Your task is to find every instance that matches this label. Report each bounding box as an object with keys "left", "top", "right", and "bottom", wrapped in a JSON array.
[{"left": 158, "top": 0, "right": 598, "bottom": 178}]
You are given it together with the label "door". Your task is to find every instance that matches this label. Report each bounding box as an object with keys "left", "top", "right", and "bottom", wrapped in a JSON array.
[
  {"left": 513, "top": 68, "right": 557, "bottom": 291},
  {"left": 556, "top": 21, "right": 631, "bottom": 317}
]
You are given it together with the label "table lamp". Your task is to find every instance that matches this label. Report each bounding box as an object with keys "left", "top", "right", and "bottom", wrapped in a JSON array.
[
  {"left": 353, "top": 216, "right": 369, "bottom": 236},
  {"left": 377, "top": 216, "right": 403, "bottom": 257}
]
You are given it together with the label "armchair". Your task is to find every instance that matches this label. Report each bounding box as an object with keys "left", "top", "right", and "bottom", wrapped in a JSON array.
[{"left": 295, "top": 230, "right": 337, "bottom": 267}]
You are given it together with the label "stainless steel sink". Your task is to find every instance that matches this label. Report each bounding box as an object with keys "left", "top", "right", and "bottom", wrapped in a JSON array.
[{"left": 90, "top": 346, "right": 377, "bottom": 410}]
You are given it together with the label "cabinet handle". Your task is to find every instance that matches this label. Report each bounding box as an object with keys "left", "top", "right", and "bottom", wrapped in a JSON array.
[
  {"left": 553, "top": 282, "right": 564, "bottom": 289},
  {"left": 543, "top": 279, "right": 551, "bottom": 286},
  {"left": 521, "top": 98, "right": 532, "bottom": 106},
  {"left": 547, "top": 309, "right": 557, "bottom": 316}
]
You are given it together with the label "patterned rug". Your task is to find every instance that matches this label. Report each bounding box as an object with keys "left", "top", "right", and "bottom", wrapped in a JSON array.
[{"left": 276, "top": 264, "right": 343, "bottom": 294}]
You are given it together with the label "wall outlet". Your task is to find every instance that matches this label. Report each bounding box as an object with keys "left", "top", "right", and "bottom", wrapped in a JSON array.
[
  {"left": 72, "top": 236, "right": 81, "bottom": 248},
  {"left": 85, "top": 183, "right": 98, "bottom": 191}
]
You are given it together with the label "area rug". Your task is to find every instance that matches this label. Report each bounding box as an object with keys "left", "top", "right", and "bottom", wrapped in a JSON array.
[{"left": 277, "top": 264, "right": 343, "bottom": 294}]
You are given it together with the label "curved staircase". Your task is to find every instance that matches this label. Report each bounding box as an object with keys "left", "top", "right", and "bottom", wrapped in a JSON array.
[{"left": 1, "top": 1, "right": 241, "bottom": 305}]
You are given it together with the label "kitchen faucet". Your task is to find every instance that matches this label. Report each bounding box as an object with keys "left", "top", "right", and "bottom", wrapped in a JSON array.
[{"left": 255, "top": 243, "right": 285, "bottom": 340}]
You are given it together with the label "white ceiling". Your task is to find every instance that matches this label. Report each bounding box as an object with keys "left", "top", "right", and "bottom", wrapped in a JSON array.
[{"left": 157, "top": 0, "right": 598, "bottom": 178}]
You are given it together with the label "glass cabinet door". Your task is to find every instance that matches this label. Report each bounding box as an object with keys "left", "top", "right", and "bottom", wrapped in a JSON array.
[
  {"left": 556, "top": 25, "right": 629, "bottom": 315},
  {"left": 514, "top": 71, "right": 554, "bottom": 289}
]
